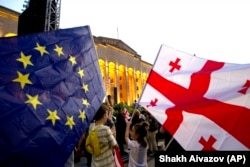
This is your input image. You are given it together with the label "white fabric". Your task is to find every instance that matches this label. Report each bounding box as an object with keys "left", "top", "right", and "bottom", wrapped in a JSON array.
[
  {"left": 139, "top": 45, "right": 250, "bottom": 150},
  {"left": 127, "top": 140, "right": 147, "bottom": 167},
  {"left": 175, "top": 112, "right": 247, "bottom": 150}
]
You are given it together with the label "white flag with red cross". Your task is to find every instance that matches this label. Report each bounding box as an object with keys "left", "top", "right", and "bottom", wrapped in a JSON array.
[{"left": 139, "top": 45, "right": 250, "bottom": 150}]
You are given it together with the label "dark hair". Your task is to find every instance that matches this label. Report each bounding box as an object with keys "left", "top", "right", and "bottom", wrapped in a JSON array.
[
  {"left": 131, "top": 110, "right": 140, "bottom": 122},
  {"left": 93, "top": 103, "right": 108, "bottom": 121},
  {"left": 130, "top": 110, "right": 142, "bottom": 129},
  {"left": 133, "top": 122, "right": 148, "bottom": 148}
]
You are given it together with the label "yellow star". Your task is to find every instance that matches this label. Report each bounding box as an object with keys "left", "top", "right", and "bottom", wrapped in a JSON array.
[
  {"left": 82, "top": 83, "right": 89, "bottom": 93},
  {"left": 82, "top": 98, "right": 90, "bottom": 108},
  {"left": 34, "top": 43, "right": 49, "bottom": 56},
  {"left": 12, "top": 71, "right": 32, "bottom": 89},
  {"left": 54, "top": 44, "right": 64, "bottom": 57},
  {"left": 25, "top": 94, "right": 42, "bottom": 110},
  {"left": 78, "top": 68, "right": 84, "bottom": 78},
  {"left": 46, "top": 109, "right": 61, "bottom": 126},
  {"left": 65, "top": 115, "right": 75, "bottom": 130},
  {"left": 79, "top": 110, "right": 86, "bottom": 122},
  {"left": 16, "top": 52, "right": 34, "bottom": 69},
  {"left": 69, "top": 55, "right": 77, "bottom": 66}
]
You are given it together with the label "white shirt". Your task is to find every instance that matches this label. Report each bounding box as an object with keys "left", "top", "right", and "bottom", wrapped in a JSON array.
[{"left": 127, "top": 139, "right": 148, "bottom": 167}]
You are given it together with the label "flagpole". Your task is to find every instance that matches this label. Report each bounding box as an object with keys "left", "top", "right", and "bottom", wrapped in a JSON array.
[
  {"left": 132, "top": 45, "right": 164, "bottom": 118},
  {"left": 130, "top": 45, "right": 165, "bottom": 120},
  {"left": 164, "top": 137, "right": 174, "bottom": 151}
]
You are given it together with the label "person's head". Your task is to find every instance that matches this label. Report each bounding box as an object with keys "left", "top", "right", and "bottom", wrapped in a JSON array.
[
  {"left": 117, "top": 106, "right": 125, "bottom": 114},
  {"left": 140, "top": 108, "right": 146, "bottom": 115},
  {"left": 103, "top": 102, "right": 112, "bottom": 114},
  {"left": 130, "top": 122, "right": 148, "bottom": 147},
  {"left": 93, "top": 103, "right": 109, "bottom": 123},
  {"left": 139, "top": 114, "right": 146, "bottom": 121},
  {"left": 133, "top": 110, "right": 140, "bottom": 117},
  {"left": 132, "top": 110, "right": 140, "bottom": 120},
  {"left": 131, "top": 110, "right": 140, "bottom": 125}
]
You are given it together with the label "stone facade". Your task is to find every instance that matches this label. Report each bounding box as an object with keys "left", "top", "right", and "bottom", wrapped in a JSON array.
[
  {"left": 94, "top": 36, "right": 152, "bottom": 105},
  {"left": 0, "top": 6, "right": 19, "bottom": 37}
]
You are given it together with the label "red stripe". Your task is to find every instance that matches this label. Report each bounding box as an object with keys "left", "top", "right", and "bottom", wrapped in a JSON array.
[
  {"left": 147, "top": 61, "right": 250, "bottom": 149},
  {"left": 163, "top": 109, "right": 183, "bottom": 135},
  {"left": 114, "top": 147, "right": 124, "bottom": 167},
  {"left": 190, "top": 60, "right": 224, "bottom": 95}
]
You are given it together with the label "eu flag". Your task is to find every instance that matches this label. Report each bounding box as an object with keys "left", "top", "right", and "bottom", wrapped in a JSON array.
[{"left": 0, "top": 26, "right": 105, "bottom": 166}]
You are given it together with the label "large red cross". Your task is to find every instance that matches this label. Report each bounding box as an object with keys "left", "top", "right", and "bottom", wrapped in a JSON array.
[{"left": 147, "top": 60, "right": 250, "bottom": 149}]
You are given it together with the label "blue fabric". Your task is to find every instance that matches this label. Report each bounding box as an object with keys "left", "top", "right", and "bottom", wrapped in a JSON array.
[{"left": 0, "top": 26, "right": 105, "bottom": 167}]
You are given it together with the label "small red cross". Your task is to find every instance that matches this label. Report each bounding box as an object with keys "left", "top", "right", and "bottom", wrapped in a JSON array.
[
  {"left": 146, "top": 98, "right": 158, "bottom": 108},
  {"left": 199, "top": 135, "right": 216, "bottom": 151},
  {"left": 238, "top": 80, "right": 250, "bottom": 94},
  {"left": 169, "top": 58, "right": 181, "bottom": 73},
  {"left": 147, "top": 59, "right": 250, "bottom": 148}
]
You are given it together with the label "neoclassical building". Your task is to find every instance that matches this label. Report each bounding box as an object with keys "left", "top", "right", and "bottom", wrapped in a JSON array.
[
  {"left": 0, "top": 6, "right": 152, "bottom": 105},
  {"left": 0, "top": 6, "right": 19, "bottom": 37},
  {"left": 94, "top": 37, "right": 152, "bottom": 105}
]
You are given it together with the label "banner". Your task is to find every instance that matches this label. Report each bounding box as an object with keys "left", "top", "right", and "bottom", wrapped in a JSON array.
[
  {"left": 139, "top": 45, "right": 250, "bottom": 150},
  {"left": 0, "top": 26, "right": 105, "bottom": 166}
]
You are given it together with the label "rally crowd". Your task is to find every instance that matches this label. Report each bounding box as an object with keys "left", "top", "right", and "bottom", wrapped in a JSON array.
[{"left": 72, "top": 95, "right": 184, "bottom": 167}]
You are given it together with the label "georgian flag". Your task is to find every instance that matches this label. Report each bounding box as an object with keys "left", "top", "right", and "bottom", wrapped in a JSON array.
[
  {"left": 123, "top": 107, "right": 130, "bottom": 122},
  {"left": 139, "top": 45, "right": 250, "bottom": 150}
]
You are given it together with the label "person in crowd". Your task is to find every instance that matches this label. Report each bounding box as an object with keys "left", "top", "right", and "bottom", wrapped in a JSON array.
[
  {"left": 76, "top": 103, "right": 117, "bottom": 167},
  {"left": 130, "top": 109, "right": 140, "bottom": 128},
  {"left": 89, "top": 103, "right": 119, "bottom": 167},
  {"left": 105, "top": 95, "right": 116, "bottom": 122},
  {"left": 139, "top": 108, "right": 147, "bottom": 121},
  {"left": 75, "top": 130, "right": 92, "bottom": 167},
  {"left": 115, "top": 106, "right": 128, "bottom": 156},
  {"left": 125, "top": 121, "right": 148, "bottom": 167},
  {"left": 146, "top": 113, "right": 159, "bottom": 156},
  {"left": 105, "top": 103, "right": 116, "bottom": 137},
  {"left": 132, "top": 100, "right": 138, "bottom": 108},
  {"left": 130, "top": 109, "right": 145, "bottom": 129}
]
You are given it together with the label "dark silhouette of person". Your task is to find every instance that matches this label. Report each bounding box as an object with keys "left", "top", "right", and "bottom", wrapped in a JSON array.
[{"left": 115, "top": 107, "right": 128, "bottom": 156}]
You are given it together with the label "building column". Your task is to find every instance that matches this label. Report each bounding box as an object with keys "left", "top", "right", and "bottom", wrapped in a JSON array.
[
  {"left": 134, "top": 67, "right": 137, "bottom": 101},
  {"left": 115, "top": 63, "right": 119, "bottom": 104},
  {"left": 140, "top": 69, "right": 144, "bottom": 96},
  {"left": 125, "top": 66, "right": 129, "bottom": 105},
  {"left": 105, "top": 61, "right": 109, "bottom": 95}
]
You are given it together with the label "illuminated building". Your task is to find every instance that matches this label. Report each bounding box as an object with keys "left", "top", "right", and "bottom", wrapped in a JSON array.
[
  {"left": 94, "top": 36, "right": 151, "bottom": 105},
  {"left": 0, "top": 6, "right": 19, "bottom": 37}
]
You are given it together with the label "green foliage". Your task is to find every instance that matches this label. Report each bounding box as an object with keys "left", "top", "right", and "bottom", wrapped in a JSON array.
[
  {"left": 113, "top": 103, "right": 124, "bottom": 112},
  {"left": 112, "top": 102, "right": 134, "bottom": 117}
]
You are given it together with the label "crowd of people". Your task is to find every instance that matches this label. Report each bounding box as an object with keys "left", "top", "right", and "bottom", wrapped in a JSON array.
[{"left": 73, "top": 95, "right": 184, "bottom": 167}]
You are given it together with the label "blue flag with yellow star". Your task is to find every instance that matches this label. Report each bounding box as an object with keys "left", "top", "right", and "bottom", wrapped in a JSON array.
[{"left": 0, "top": 26, "right": 105, "bottom": 166}]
